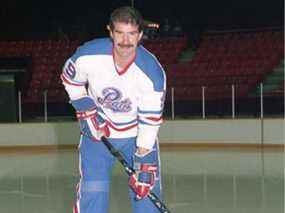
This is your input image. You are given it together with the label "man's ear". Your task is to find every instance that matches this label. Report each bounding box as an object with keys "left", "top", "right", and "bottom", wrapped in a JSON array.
[
  {"left": 138, "top": 31, "right": 143, "bottom": 41},
  {"left": 107, "top": 25, "right": 113, "bottom": 38}
]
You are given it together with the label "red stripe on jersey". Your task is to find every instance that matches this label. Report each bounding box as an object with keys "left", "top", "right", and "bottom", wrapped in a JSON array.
[
  {"left": 107, "top": 121, "right": 138, "bottom": 131},
  {"left": 73, "top": 183, "right": 80, "bottom": 213},
  {"left": 61, "top": 73, "right": 85, "bottom": 86},
  {"left": 145, "top": 116, "right": 163, "bottom": 122},
  {"left": 73, "top": 204, "right": 78, "bottom": 213}
]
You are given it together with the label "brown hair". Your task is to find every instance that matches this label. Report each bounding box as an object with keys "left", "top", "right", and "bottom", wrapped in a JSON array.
[{"left": 109, "top": 6, "right": 144, "bottom": 32}]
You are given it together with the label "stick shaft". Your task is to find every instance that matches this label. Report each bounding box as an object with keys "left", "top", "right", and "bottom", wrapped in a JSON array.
[{"left": 101, "top": 136, "right": 171, "bottom": 213}]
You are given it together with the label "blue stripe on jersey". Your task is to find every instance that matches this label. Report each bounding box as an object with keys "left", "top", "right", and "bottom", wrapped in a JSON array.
[
  {"left": 135, "top": 46, "right": 166, "bottom": 92},
  {"left": 71, "top": 38, "right": 112, "bottom": 61},
  {"left": 138, "top": 120, "right": 161, "bottom": 126},
  {"left": 138, "top": 108, "right": 162, "bottom": 114}
]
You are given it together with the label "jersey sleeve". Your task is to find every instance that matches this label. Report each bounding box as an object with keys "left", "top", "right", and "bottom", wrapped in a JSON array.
[
  {"left": 61, "top": 46, "right": 88, "bottom": 101},
  {"left": 136, "top": 63, "right": 166, "bottom": 150}
]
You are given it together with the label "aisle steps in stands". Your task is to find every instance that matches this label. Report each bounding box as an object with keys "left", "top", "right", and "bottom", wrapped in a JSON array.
[{"left": 252, "top": 59, "right": 284, "bottom": 96}]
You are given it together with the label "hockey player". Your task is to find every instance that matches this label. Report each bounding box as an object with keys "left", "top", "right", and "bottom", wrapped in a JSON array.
[{"left": 61, "top": 6, "right": 166, "bottom": 213}]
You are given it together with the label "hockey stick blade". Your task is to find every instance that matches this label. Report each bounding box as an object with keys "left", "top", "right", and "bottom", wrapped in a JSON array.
[{"left": 100, "top": 136, "right": 172, "bottom": 213}]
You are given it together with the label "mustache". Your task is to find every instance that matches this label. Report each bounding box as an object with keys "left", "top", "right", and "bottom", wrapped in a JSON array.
[{"left": 118, "top": 44, "right": 134, "bottom": 48}]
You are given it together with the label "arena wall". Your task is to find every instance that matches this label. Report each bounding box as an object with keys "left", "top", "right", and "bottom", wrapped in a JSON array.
[{"left": 0, "top": 119, "right": 283, "bottom": 147}]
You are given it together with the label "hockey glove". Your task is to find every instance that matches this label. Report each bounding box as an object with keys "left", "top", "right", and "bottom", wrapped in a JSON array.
[
  {"left": 71, "top": 96, "right": 110, "bottom": 141},
  {"left": 129, "top": 150, "right": 157, "bottom": 200}
]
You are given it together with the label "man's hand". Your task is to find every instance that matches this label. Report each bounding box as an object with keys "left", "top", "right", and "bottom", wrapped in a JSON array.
[
  {"left": 129, "top": 147, "right": 157, "bottom": 200},
  {"left": 76, "top": 109, "right": 110, "bottom": 141},
  {"left": 71, "top": 96, "right": 110, "bottom": 141}
]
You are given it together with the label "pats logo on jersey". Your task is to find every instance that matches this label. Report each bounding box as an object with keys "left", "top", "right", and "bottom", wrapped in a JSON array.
[{"left": 98, "top": 87, "right": 132, "bottom": 113}]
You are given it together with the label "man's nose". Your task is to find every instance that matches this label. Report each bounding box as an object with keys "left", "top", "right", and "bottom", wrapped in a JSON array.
[{"left": 122, "top": 34, "right": 130, "bottom": 44}]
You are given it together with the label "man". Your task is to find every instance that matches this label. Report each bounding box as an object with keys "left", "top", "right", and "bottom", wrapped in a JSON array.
[{"left": 61, "top": 6, "right": 166, "bottom": 213}]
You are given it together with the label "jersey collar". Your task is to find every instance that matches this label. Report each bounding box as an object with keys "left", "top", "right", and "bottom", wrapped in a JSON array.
[{"left": 112, "top": 45, "right": 136, "bottom": 76}]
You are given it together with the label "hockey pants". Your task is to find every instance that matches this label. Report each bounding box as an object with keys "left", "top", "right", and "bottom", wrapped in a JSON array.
[{"left": 73, "top": 136, "right": 162, "bottom": 213}]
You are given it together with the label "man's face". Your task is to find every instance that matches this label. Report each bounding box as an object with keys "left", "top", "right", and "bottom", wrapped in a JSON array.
[{"left": 110, "top": 21, "right": 143, "bottom": 59}]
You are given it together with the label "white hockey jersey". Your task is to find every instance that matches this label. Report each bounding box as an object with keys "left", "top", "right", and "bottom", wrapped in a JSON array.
[{"left": 61, "top": 38, "right": 166, "bottom": 149}]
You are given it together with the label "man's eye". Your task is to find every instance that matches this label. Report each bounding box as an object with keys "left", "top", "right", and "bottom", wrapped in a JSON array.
[
  {"left": 114, "top": 30, "right": 122, "bottom": 35},
  {"left": 130, "top": 32, "right": 139, "bottom": 35}
]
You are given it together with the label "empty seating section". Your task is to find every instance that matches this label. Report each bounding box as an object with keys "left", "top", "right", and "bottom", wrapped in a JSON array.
[
  {"left": 0, "top": 37, "right": 188, "bottom": 104},
  {"left": 166, "top": 29, "right": 284, "bottom": 101},
  {"left": 0, "top": 40, "right": 80, "bottom": 103},
  {"left": 142, "top": 37, "right": 188, "bottom": 65},
  {"left": 0, "top": 30, "right": 283, "bottom": 104}
]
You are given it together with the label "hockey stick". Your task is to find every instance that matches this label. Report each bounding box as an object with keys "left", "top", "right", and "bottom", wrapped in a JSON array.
[{"left": 100, "top": 136, "right": 172, "bottom": 213}]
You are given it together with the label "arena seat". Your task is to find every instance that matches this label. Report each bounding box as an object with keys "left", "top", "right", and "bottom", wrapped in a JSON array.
[{"left": 166, "top": 29, "right": 284, "bottom": 100}]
